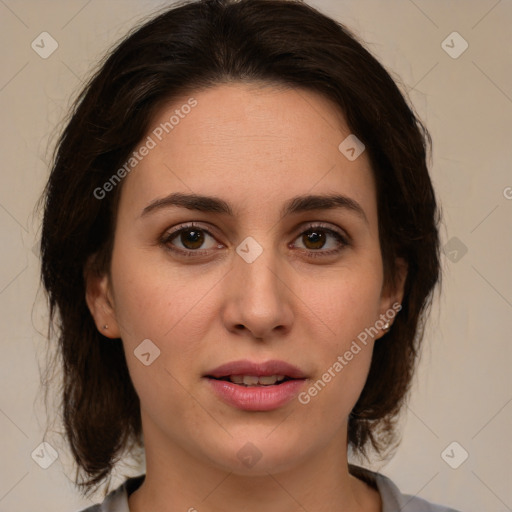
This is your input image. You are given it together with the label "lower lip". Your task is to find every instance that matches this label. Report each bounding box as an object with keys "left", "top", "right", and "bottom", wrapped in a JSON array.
[{"left": 205, "top": 378, "right": 306, "bottom": 411}]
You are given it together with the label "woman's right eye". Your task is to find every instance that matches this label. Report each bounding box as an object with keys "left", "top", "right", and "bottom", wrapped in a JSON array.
[{"left": 160, "top": 223, "right": 222, "bottom": 256}]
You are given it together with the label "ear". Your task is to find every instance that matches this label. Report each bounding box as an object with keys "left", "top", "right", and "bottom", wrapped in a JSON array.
[
  {"left": 84, "top": 259, "right": 121, "bottom": 339},
  {"left": 376, "top": 257, "right": 408, "bottom": 338}
]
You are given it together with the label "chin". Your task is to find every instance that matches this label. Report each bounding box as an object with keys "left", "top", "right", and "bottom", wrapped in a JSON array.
[{"left": 201, "top": 432, "right": 310, "bottom": 476}]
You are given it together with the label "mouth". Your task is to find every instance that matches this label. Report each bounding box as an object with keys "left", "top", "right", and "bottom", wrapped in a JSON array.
[
  {"left": 207, "top": 374, "right": 296, "bottom": 386},
  {"left": 204, "top": 359, "right": 307, "bottom": 382},
  {"left": 203, "top": 360, "right": 307, "bottom": 411}
]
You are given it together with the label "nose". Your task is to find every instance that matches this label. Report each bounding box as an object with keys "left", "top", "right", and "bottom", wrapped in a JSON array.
[{"left": 221, "top": 242, "right": 294, "bottom": 340}]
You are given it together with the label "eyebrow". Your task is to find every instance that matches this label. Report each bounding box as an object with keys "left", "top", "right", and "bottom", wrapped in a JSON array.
[{"left": 140, "top": 192, "right": 368, "bottom": 224}]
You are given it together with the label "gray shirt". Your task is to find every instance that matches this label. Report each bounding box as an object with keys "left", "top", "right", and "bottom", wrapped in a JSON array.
[{"left": 77, "top": 466, "right": 461, "bottom": 512}]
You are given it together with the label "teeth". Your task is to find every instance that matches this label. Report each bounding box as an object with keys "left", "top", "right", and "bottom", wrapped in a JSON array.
[
  {"left": 258, "top": 375, "right": 284, "bottom": 385},
  {"left": 227, "top": 375, "right": 286, "bottom": 386},
  {"left": 229, "top": 375, "right": 246, "bottom": 384},
  {"left": 242, "top": 375, "right": 260, "bottom": 386}
]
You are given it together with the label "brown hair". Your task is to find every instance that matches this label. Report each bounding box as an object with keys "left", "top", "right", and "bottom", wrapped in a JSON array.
[{"left": 40, "top": 0, "right": 441, "bottom": 497}]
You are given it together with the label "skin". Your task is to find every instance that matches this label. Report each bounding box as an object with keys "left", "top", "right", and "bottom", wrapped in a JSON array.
[{"left": 86, "top": 82, "right": 407, "bottom": 512}]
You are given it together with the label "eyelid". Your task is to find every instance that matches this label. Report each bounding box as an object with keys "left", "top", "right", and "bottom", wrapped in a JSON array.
[
  {"left": 297, "top": 221, "right": 350, "bottom": 241},
  {"left": 165, "top": 221, "right": 218, "bottom": 239}
]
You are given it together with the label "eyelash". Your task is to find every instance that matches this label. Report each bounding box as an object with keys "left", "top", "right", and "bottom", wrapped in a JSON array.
[{"left": 159, "top": 222, "right": 350, "bottom": 259}]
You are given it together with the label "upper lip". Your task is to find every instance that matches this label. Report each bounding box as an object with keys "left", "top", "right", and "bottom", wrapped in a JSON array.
[{"left": 205, "top": 359, "right": 307, "bottom": 379}]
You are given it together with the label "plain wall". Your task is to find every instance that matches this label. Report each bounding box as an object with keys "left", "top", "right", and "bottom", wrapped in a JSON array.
[{"left": 0, "top": 1, "right": 510, "bottom": 511}]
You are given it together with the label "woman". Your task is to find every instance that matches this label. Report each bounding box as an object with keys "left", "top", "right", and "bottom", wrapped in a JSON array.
[{"left": 40, "top": 0, "right": 459, "bottom": 510}]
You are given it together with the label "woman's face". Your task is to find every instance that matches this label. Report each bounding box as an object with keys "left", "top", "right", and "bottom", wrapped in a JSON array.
[{"left": 88, "top": 82, "right": 405, "bottom": 475}]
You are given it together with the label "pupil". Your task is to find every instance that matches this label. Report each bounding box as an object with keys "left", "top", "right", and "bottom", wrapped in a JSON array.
[
  {"left": 181, "top": 229, "right": 204, "bottom": 249},
  {"left": 304, "top": 230, "right": 325, "bottom": 250}
]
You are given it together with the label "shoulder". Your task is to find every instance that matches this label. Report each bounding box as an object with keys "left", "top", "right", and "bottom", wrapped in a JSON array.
[
  {"left": 375, "top": 472, "right": 462, "bottom": 512},
  {"left": 74, "top": 475, "right": 145, "bottom": 512},
  {"left": 351, "top": 465, "right": 463, "bottom": 512}
]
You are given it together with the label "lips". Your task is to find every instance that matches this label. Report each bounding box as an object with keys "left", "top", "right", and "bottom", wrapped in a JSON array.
[
  {"left": 205, "top": 359, "right": 307, "bottom": 381},
  {"left": 204, "top": 359, "right": 308, "bottom": 411}
]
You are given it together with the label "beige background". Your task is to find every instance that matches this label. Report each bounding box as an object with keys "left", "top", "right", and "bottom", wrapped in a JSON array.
[{"left": 0, "top": 0, "right": 511, "bottom": 511}]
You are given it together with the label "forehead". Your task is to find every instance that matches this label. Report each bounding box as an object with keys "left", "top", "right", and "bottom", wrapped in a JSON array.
[{"left": 118, "top": 82, "right": 377, "bottom": 224}]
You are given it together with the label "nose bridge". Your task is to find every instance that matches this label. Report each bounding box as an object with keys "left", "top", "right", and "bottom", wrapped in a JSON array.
[
  {"left": 226, "top": 234, "right": 293, "bottom": 337},
  {"left": 235, "top": 235, "right": 282, "bottom": 303}
]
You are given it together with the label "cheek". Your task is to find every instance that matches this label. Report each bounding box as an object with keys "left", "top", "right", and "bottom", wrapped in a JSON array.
[
  {"left": 298, "top": 262, "right": 384, "bottom": 341},
  {"left": 108, "top": 245, "right": 219, "bottom": 388},
  {"left": 293, "top": 263, "right": 383, "bottom": 408},
  {"left": 110, "top": 264, "right": 205, "bottom": 418},
  {"left": 109, "top": 242, "right": 204, "bottom": 341},
  {"left": 112, "top": 272, "right": 207, "bottom": 385}
]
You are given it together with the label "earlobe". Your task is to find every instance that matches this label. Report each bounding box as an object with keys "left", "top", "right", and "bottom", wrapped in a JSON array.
[
  {"left": 377, "top": 257, "right": 408, "bottom": 337},
  {"left": 84, "top": 267, "right": 121, "bottom": 339}
]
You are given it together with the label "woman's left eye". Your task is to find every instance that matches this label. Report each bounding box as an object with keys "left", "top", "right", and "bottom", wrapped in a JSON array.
[
  {"left": 292, "top": 225, "right": 349, "bottom": 257},
  {"left": 160, "top": 222, "right": 349, "bottom": 258}
]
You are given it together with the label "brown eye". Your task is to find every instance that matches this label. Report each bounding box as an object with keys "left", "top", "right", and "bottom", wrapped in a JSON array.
[
  {"left": 177, "top": 228, "right": 205, "bottom": 250},
  {"left": 301, "top": 229, "right": 327, "bottom": 250},
  {"left": 161, "top": 223, "right": 221, "bottom": 256},
  {"left": 292, "top": 224, "right": 349, "bottom": 258}
]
